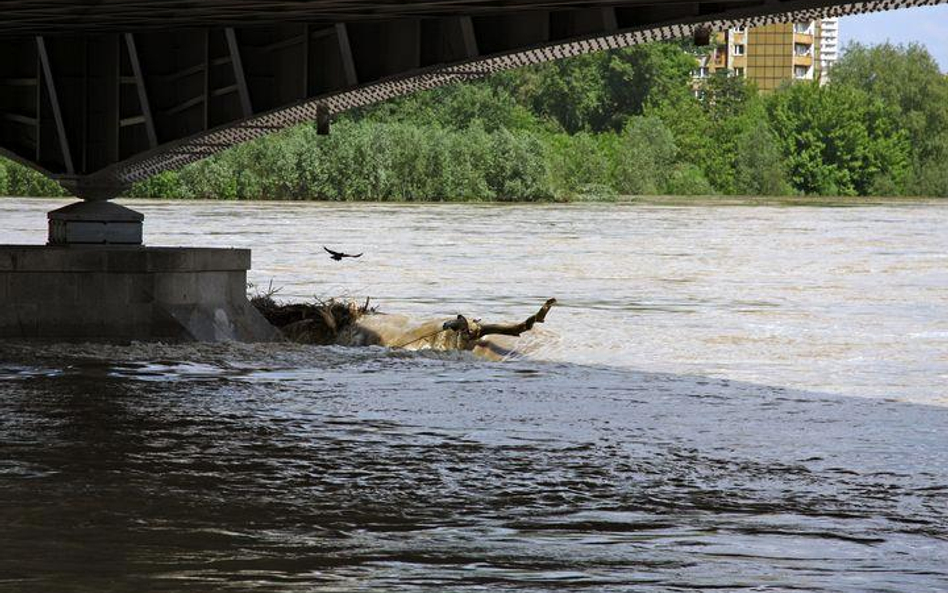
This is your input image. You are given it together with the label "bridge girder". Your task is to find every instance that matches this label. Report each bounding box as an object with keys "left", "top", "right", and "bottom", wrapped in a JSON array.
[{"left": 0, "top": 0, "right": 941, "bottom": 198}]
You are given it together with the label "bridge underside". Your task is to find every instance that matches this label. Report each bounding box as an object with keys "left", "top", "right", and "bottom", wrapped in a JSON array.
[{"left": 0, "top": 0, "right": 942, "bottom": 200}]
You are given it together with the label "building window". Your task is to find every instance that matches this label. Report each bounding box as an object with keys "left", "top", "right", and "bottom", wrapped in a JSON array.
[
  {"left": 733, "top": 67, "right": 745, "bottom": 77},
  {"left": 793, "top": 22, "right": 812, "bottom": 34},
  {"left": 733, "top": 44, "right": 745, "bottom": 55},
  {"left": 794, "top": 65, "right": 810, "bottom": 79},
  {"left": 794, "top": 43, "right": 811, "bottom": 56},
  {"left": 692, "top": 67, "right": 709, "bottom": 79}
]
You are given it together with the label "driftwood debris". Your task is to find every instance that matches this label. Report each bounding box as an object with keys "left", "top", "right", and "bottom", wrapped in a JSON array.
[
  {"left": 251, "top": 293, "right": 557, "bottom": 355},
  {"left": 251, "top": 295, "right": 374, "bottom": 345},
  {"left": 435, "top": 298, "right": 557, "bottom": 350}
]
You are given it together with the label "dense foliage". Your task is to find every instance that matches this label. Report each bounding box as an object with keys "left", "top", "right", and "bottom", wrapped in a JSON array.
[{"left": 2, "top": 41, "right": 946, "bottom": 200}]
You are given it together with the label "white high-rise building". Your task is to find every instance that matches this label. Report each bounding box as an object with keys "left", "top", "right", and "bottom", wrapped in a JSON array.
[{"left": 820, "top": 18, "right": 840, "bottom": 83}]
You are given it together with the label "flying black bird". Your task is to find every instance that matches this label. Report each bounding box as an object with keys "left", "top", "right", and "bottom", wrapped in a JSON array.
[{"left": 324, "top": 246, "right": 363, "bottom": 261}]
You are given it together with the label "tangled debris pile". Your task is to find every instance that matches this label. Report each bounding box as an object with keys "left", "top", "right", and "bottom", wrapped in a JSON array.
[
  {"left": 250, "top": 289, "right": 557, "bottom": 356},
  {"left": 250, "top": 294, "right": 375, "bottom": 346}
]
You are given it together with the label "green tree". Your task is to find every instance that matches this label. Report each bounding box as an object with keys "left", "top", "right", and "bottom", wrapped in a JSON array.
[
  {"left": 734, "top": 122, "right": 791, "bottom": 195},
  {"left": 766, "top": 82, "right": 910, "bottom": 195},
  {"left": 518, "top": 53, "right": 610, "bottom": 133},
  {"left": 612, "top": 116, "right": 678, "bottom": 195},
  {"left": 355, "top": 82, "right": 543, "bottom": 133},
  {"left": 698, "top": 71, "right": 757, "bottom": 123},
  {"left": 830, "top": 42, "right": 948, "bottom": 196},
  {"left": 830, "top": 42, "right": 948, "bottom": 163},
  {"left": 502, "top": 42, "right": 699, "bottom": 134},
  {"left": 691, "top": 73, "right": 762, "bottom": 194},
  {"left": 602, "top": 43, "right": 698, "bottom": 130},
  {"left": 646, "top": 90, "right": 714, "bottom": 187}
]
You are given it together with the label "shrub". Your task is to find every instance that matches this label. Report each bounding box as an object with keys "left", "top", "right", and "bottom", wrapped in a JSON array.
[{"left": 664, "top": 163, "right": 715, "bottom": 195}]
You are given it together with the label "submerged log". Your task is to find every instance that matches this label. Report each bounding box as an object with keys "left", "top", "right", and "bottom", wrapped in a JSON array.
[
  {"left": 252, "top": 294, "right": 557, "bottom": 358},
  {"left": 443, "top": 298, "right": 557, "bottom": 340}
]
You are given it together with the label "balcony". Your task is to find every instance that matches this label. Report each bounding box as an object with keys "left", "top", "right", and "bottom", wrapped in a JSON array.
[
  {"left": 793, "top": 33, "right": 814, "bottom": 45},
  {"left": 793, "top": 55, "right": 813, "bottom": 67}
]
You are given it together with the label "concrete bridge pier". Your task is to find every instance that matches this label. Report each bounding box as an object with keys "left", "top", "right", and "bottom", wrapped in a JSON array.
[
  {"left": 0, "top": 244, "right": 281, "bottom": 342},
  {"left": 1, "top": 191, "right": 281, "bottom": 343}
]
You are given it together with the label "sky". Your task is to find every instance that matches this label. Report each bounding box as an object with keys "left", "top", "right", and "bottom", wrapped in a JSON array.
[{"left": 839, "top": 3, "right": 948, "bottom": 71}]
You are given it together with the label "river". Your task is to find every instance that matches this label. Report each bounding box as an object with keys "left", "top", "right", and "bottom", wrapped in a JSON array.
[{"left": 1, "top": 198, "right": 947, "bottom": 592}]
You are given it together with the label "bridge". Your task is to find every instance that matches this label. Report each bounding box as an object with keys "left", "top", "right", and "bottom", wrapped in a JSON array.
[{"left": 0, "top": 0, "right": 940, "bottom": 342}]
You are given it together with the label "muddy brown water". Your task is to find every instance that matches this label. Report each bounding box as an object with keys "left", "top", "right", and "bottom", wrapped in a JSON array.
[{"left": 1, "top": 198, "right": 947, "bottom": 592}]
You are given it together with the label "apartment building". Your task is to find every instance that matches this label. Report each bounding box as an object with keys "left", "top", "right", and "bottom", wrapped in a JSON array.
[
  {"left": 693, "top": 19, "right": 838, "bottom": 91},
  {"left": 819, "top": 17, "right": 840, "bottom": 82}
]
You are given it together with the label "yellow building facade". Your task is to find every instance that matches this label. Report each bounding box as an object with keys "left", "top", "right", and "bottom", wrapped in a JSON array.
[{"left": 694, "top": 21, "right": 826, "bottom": 91}]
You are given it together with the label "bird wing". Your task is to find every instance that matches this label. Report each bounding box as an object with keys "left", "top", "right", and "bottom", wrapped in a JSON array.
[
  {"left": 323, "top": 246, "right": 340, "bottom": 257},
  {"left": 351, "top": 253, "right": 363, "bottom": 258}
]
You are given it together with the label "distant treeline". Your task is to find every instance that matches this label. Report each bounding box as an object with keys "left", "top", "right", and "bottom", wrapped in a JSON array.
[{"left": 2, "top": 41, "right": 946, "bottom": 200}]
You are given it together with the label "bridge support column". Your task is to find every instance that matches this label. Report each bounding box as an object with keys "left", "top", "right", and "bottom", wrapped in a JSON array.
[
  {"left": 48, "top": 201, "right": 144, "bottom": 245},
  {"left": 49, "top": 182, "right": 143, "bottom": 246}
]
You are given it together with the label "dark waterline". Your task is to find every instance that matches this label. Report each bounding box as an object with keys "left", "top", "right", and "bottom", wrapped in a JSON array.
[{"left": 1, "top": 346, "right": 947, "bottom": 592}]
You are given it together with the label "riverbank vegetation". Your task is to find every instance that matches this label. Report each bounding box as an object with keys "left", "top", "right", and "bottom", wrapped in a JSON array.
[{"left": 1, "top": 41, "right": 946, "bottom": 200}]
